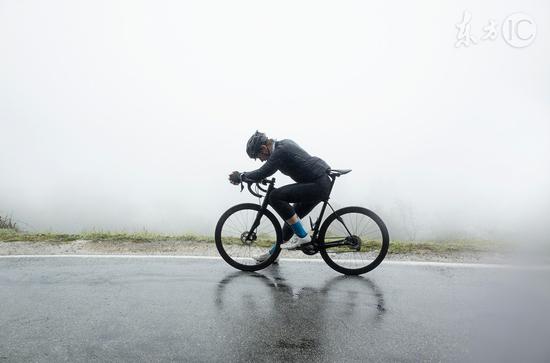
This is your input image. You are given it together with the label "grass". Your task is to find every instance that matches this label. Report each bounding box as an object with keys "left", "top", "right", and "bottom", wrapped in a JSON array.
[
  {"left": 324, "top": 237, "right": 499, "bottom": 254},
  {"left": 0, "top": 228, "right": 503, "bottom": 255},
  {"left": 386, "top": 239, "right": 500, "bottom": 254},
  {"left": 0, "top": 229, "right": 214, "bottom": 243}
]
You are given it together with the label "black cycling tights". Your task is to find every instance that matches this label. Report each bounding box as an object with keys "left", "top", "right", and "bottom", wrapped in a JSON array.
[{"left": 268, "top": 176, "right": 331, "bottom": 241}]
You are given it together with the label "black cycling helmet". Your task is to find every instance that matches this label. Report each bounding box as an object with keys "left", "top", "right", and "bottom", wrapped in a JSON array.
[{"left": 246, "top": 131, "right": 268, "bottom": 159}]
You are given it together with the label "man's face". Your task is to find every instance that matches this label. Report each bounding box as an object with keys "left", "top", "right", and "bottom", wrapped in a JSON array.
[{"left": 257, "top": 145, "right": 270, "bottom": 162}]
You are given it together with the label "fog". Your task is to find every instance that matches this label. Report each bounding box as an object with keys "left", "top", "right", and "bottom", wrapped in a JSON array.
[{"left": 1, "top": 0, "right": 549, "bottom": 242}]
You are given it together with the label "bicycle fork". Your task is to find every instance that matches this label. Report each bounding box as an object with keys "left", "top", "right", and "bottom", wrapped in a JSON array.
[{"left": 245, "top": 182, "right": 275, "bottom": 242}]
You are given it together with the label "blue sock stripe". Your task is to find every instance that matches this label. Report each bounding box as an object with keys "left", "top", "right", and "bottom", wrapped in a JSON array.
[
  {"left": 269, "top": 244, "right": 277, "bottom": 254},
  {"left": 290, "top": 220, "right": 308, "bottom": 238}
]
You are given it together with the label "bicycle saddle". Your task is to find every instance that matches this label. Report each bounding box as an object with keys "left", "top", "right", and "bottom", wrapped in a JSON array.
[{"left": 327, "top": 168, "right": 352, "bottom": 177}]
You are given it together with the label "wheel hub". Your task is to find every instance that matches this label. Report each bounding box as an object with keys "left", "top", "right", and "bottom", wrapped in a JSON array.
[
  {"left": 346, "top": 235, "right": 362, "bottom": 251},
  {"left": 240, "top": 231, "right": 256, "bottom": 246}
]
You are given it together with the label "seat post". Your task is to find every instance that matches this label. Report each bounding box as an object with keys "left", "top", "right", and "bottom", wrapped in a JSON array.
[{"left": 327, "top": 175, "right": 337, "bottom": 199}]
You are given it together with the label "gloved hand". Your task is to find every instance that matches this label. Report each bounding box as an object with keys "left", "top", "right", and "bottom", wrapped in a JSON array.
[{"left": 228, "top": 171, "right": 242, "bottom": 185}]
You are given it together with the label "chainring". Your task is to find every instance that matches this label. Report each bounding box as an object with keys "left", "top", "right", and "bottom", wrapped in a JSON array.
[{"left": 300, "top": 243, "right": 319, "bottom": 255}]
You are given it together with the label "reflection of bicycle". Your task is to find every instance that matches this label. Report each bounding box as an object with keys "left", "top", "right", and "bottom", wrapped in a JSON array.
[
  {"left": 215, "top": 169, "right": 389, "bottom": 275},
  {"left": 215, "top": 270, "right": 386, "bottom": 325}
]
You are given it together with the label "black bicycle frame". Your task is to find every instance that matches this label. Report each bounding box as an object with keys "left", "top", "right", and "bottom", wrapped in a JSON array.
[{"left": 246, "top": 176, "right": 353, "bottom": 248}]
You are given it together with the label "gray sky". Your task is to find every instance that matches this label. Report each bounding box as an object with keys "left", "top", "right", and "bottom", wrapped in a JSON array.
[{"left": 1, "top": 0, "right": 549, "bottom": 242}]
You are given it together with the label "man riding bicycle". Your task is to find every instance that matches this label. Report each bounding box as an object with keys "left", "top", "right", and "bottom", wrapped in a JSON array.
[{"left": 228, "top": 131, "right": 332, "bottom": 263}]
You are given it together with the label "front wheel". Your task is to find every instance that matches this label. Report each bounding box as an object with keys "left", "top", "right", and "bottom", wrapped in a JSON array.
[
  {"left": 215, "top": 203, "right": 282, "bottom": 272},
  {"left": 319, "top": 207, "right": 389, "bottom": 275}
]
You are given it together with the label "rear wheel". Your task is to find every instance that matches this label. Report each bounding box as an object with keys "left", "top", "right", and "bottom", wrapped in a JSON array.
[
  {"left": 215, "top": 203, "right": 282, "bottom": 272},
  {"left": 319, "top": 207, "right": 389, "bottom": 275}
]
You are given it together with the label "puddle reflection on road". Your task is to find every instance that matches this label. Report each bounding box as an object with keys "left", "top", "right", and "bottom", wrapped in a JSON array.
[{"left": 214, "top": 265, "right": 386, "bottom": 360}]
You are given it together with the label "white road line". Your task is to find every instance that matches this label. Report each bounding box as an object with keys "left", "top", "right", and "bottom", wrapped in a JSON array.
[
  {"left": 1, "top": 254, "right": 549, "bottom": 270},
  {"left": 0, "top": 254, "right": 224, "bottom": 260}
]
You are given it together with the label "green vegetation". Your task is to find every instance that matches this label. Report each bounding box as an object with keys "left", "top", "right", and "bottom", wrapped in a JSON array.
[
  {"left": 0, "top": 229, "right": 214, "bottom": 243},
  {"left": 387, "top": 239, "right": 499, "bottom": 254},
  {"left": 324, "top": 239, "right": 499, "bottom": 255},
  {"left": 0, "top": 229, "right": 504, "bottom": 255}
]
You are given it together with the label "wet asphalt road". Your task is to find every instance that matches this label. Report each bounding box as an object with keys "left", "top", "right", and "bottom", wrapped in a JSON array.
[{"left": 1, "top": 257, "right": 549, "bottom": 362}]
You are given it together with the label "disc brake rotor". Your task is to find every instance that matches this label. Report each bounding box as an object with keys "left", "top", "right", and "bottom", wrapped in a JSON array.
[{"left": 240, "top": 231, "right": 256, "bottom": 246}]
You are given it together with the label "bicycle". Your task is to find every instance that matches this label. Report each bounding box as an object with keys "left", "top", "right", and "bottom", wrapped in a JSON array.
[{"left": 215, "top": 169, "right": 389, "bottom": 275}]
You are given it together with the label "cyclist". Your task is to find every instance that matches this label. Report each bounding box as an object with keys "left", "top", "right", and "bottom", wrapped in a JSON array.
[{"left": 228, "top": 131, "right": 331, "bottom": 263}]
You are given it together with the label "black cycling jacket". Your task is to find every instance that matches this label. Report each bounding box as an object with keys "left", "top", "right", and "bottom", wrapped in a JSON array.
[{"left": 243, "top": 139, "right": 330, "bottom": 183}]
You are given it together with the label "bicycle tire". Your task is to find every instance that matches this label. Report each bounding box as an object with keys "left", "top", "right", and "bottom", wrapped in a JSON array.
[
  {"left": 215, "top": 203, "right": 282, "bottom": 272},
  {"left": 319, "top": 206, "right": 389, "bottom": 275}
]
